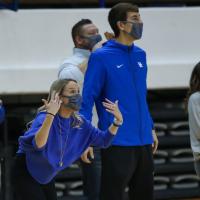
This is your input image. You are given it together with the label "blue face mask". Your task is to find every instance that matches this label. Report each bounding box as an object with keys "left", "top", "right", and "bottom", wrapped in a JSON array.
[
  {"left": 126, "top": 22, "right": 143, "bottom": 40},
  {"left": 82, "top": 34, "right": 102, "bottom": 50},
  {"left": 63, "top": 94, "right": 82, "bottom": 111}
]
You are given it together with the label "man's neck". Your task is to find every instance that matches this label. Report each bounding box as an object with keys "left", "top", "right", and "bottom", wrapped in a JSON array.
[
  {"left": 75, "top": 45, "right": 91, "bottom": 52},
  {"left": 116, "top": 33, "right": 135, "bottom": 46}
]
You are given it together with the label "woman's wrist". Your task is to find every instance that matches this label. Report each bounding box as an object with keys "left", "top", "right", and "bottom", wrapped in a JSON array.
[
  {"left": 112, "top": 122, "right": 121, "bottom": 127},
  {"left": 46, "top": 112, "right": 55, "bottom": 117},
  {"left": 113, "top": 117, "right": 123, "bottom": 126}
]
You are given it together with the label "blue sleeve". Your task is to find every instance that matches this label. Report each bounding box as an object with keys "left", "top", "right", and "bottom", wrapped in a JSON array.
[
  {"left": 149, "top": 114, "right": 154, "bottom": 130},
  {"left": 79, "top": 52, "right": 106, "bottom": 121},
  {"left": 0, "top": 105, "right": 5, "bottom": 124},
  {"left": 85, "top": 119, "right": 114, "bottom": 148},
  {"left": 18, "top": 112, "right": 46, "bottom": 152}
]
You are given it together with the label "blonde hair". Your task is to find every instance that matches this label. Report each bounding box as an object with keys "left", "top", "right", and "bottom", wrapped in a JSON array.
[{"left": 37, "top": 79, "right": 83, "bottom": 128}]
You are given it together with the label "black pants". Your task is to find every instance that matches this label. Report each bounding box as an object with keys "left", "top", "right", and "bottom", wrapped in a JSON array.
[
  {"left": 100, "top": 145, "right": 154, "bottom": 200},
  {"left": 12, "top": 154, "right": 57, "bottom": 200},
  {"left": 80, "top": 148, "right": 101, "bottom": 200}
]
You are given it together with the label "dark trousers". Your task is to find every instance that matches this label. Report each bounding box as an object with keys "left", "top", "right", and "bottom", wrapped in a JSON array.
[
  {"left": 80, "top": 148, "right": 101, "bottom": 200},
  {"left": 12, "top": 154, "right": 57, "bottom": 200},
  {"left": 193, "top": 152, "right": 200, "bottom": 177},
  {"left": 100, "top": 145, "right": 154, "bottom": 200}
]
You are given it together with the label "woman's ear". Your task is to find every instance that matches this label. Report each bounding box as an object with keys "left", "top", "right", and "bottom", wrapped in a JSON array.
[{"left": 59, "top": 94, "right": 64, "bottom": 100}]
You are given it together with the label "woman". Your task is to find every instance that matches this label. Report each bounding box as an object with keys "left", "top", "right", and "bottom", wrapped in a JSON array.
[
  {"left": 12, "top": 78, "right": 123, "bottom": 200},
  {"left": 187, "top": 61, "right": 200, "bottom": 177}
]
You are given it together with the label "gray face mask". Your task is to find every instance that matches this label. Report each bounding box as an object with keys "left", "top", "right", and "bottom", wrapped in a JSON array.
[
  {"left": 63, "top": 94, "right": 82, "bottom": 111},
  {"left": 81, "top": 34, "right": 102, "bottom": 50},
  {"left": 126, "top": 22, "right": 143, "bottom": 40}
]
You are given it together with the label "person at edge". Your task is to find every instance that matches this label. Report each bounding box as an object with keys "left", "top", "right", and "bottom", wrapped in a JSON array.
[
  {"left": 80, "top": 3, "right": 158, "bottom": 200},
  {"left": 187, "top": 61, "right": 200, "bottom": 177},
  {"left": 12, "top": 78, "right": 123, "bottom": 200}
]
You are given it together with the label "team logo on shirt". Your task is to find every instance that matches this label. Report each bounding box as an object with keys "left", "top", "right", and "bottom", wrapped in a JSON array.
[
  {"left": 138, "top": 62, "right": 144, "bottom": 68},
  {"left": 116, "top": 62, "right": 144, "bottom": 69},
  {"left": 116, "top": 64, "right": 124, "bottom": 69}
]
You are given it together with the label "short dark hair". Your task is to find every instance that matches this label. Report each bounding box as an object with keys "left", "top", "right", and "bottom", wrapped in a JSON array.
[
  {"left": 71, "top": 19, "right": 92, "bottom": 45},
  {"left": 108, "top": 3, "right": 139, "bottom": 37}
]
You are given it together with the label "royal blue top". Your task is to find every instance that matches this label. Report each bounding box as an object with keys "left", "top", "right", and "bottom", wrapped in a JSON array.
[
  {"left": 80, "top": 39, "right": 153, "bottom": 146},
  {"left": 17, "top": 111, "right": 114, "bottom": 184}
]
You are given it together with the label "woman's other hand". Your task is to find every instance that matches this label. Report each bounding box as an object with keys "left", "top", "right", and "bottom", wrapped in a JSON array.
[{"left": 102, "top": 98, "right": 123, "bottom": 124}]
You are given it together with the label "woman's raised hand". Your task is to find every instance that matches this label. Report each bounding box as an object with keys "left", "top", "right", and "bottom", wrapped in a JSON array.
[
  {"left": 42, "top": 91, "right": 62, "bottom": 115},
  {"left": 102, "top": 98, "right": 123, "bottom": 124}
]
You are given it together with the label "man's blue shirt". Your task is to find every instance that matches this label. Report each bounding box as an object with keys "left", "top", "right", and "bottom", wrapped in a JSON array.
[{"left": 80, "top": 39, "right": 153, "bottom": 146}]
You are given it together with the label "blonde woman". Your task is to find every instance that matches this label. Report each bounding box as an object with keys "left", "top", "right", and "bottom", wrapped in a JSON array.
[{"left": 12, "top": 78, "right": 123, "bottom": 200}]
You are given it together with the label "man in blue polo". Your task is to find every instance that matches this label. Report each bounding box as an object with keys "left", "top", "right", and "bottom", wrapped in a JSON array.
[{"left": 80, "top": 3, "right": 158, "bottom": 200}]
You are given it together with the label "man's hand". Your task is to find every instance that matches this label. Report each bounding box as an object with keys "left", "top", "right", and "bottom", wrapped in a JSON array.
[
  {"left": 152, "top": 130, "right": 158, "bottom": 154},
  {"left": 91, "top": 32, "right": 115, "bottom": 52},
  {"left": 104, "top": 32, "right": 115, "bottom": 40},
  {"left": 81, "top": 147, "right": 94, "bottom": 164},
  {"left": 92, "top": 40, "right": 105, "bottom": 52},
  {"left": 78, "top": 59, "right": 88, "bottom": 74}
]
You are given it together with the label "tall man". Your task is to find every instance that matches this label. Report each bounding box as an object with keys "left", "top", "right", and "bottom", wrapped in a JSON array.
[
  {"left": 80, "top": 3, "right": 158, "bottom": 200},
  {"left": 58, "top": 19, "right": 102, "bottom": 200}
]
